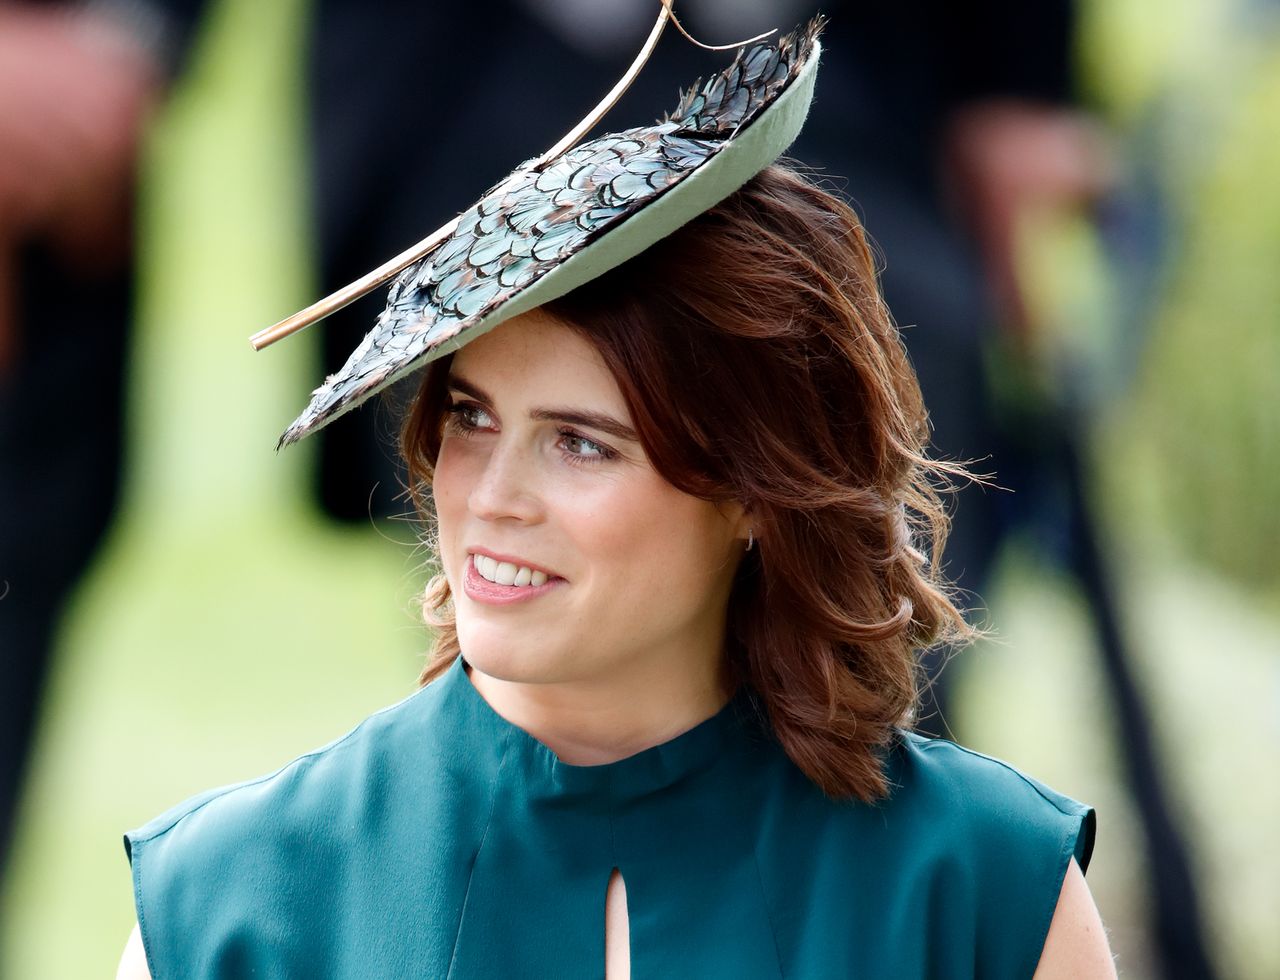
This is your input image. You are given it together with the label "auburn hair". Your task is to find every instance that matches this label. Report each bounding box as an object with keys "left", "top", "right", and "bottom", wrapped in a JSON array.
[{"left": 400, "top": 162, "right": 975, "bottom": 802}]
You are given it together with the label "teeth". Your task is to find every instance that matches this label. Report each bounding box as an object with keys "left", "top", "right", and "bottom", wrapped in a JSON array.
[{"left": 472, "top": 555, "right": 551, "bottom": 588}]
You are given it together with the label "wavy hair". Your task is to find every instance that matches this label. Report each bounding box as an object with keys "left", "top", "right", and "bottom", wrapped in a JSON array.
[{"left": 401, "top": 162, "right": 976, "bottom": 802}]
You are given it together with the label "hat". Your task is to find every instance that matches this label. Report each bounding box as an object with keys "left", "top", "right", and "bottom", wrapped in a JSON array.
[{"left": 270, "top": 13, "right": 824, "bottom": 448}]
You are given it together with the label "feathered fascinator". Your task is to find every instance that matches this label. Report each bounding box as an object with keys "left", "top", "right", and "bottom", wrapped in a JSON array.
[{"left": 253, "top": 4, "right": 825, "bottom": 447}]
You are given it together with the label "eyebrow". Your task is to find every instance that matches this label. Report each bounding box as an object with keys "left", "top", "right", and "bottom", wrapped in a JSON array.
[{"left": 446, "top": 374, "right": 640, "bottom": 443}]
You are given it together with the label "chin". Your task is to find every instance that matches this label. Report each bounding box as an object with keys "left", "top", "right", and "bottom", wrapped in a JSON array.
[{"left": 456, "top": 619, "right": 572, "bottom": 685}]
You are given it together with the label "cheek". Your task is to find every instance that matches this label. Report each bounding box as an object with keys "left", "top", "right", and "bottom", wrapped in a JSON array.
[
  {"left": 430, "top": 443, "right": 475, "bottom": 576},
  {"left": 576, "top": 477, "right": 728, "bottom": 599}
]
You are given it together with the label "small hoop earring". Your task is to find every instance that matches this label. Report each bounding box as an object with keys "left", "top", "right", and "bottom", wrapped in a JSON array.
[{"left": 746, "top": 528, "right": 755, "bottom": 552}]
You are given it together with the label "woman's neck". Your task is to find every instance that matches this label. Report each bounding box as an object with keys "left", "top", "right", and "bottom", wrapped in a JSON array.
[{"left": 464, "top": 655, "right": 734, "bottom": 766}]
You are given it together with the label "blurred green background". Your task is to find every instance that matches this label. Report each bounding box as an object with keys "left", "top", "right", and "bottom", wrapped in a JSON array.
[{"left": 2, "top": 0, "right": 1278, "bottom": 976}]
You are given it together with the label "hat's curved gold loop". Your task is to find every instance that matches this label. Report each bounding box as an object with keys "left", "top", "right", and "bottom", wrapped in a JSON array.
[{"left": 658, "top": 0, "right": 776, "bottom": 51}]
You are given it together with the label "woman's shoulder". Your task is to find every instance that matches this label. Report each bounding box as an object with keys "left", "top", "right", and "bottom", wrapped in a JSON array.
[
  {"left": 892, "top": 732, "right": 1093, "bottom": 835},
  {"left": 126, "top": 681, "right": 442, "bottom": 854},
  {"left": 122, "top": 673, "right": 491, "bottom": 976},
  {"left": 123, "top": 667, "right": 491, "bottom": 904},
  {"left": 776, "top": 730, "right": 1098, "bottom": 975},
  {"left": 877, "top": 729, "right": 1096, "bottom": 871}
]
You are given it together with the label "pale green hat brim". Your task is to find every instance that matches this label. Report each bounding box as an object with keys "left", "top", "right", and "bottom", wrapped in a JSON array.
[{"left": 418, "top": 39, "right": 822, "bottom": 364}]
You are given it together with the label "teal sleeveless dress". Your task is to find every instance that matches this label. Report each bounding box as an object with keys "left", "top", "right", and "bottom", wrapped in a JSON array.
[{"left": 124, "top": 655, "right": 1095, "bottom": 978}]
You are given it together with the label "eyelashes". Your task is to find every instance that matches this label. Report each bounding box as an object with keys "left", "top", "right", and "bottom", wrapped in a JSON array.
[
  {"left": 557, "top": 432, "right": 617, "bottom": 464},
  {"left": 443, "top": 403, "right": 495, "bottom": 434},
  {"left": 444, "top": 402, "right": 618, "bottom": 465}
]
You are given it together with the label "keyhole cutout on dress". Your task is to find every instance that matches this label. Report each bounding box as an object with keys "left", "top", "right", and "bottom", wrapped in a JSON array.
[{"left": 604, "top": 867, "right": 630, "bottom": 980}]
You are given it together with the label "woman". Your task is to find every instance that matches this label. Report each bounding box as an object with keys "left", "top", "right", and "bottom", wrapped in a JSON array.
[{"left": 119, "top": 15, "right": 1113, "bottom": 978}]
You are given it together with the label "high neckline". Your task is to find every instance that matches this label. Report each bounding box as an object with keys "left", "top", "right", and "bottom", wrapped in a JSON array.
[{"left": 440, "top": 653, "right": 760, "bottom": 803}]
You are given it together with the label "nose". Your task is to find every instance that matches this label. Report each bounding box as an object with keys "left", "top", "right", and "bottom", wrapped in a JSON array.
[{"left": 467, "top": 437, "right": 543, "bottom": 525}]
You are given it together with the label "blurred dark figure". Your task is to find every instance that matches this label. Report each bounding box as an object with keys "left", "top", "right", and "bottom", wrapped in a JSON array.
[
  {"left": 0, "top": 0, "right": 203, "bottom": 879},
  {"left": 779, "top": 2, "right": 1115, "bottom": 728}
]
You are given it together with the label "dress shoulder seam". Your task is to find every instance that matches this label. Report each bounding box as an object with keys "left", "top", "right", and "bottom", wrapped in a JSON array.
[{"left": 904, "top": 732, "right": 1086, "bottom": 819}]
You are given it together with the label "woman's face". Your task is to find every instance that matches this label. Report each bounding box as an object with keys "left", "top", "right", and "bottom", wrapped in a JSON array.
[{"left": 431, "top": 309, "right": 747, "bottom": 692}]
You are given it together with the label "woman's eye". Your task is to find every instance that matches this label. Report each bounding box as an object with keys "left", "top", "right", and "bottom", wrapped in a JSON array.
[
  {"left": 445, "top": 403, "right": 495, "bottom": 433},
  {"left": 559, "top": 431, "right": 615, "bottom": 462}
]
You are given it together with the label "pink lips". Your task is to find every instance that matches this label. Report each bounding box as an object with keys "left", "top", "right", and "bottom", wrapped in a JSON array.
[{"left": 462, "top": 555, "right": 563, "bottom": 606}]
